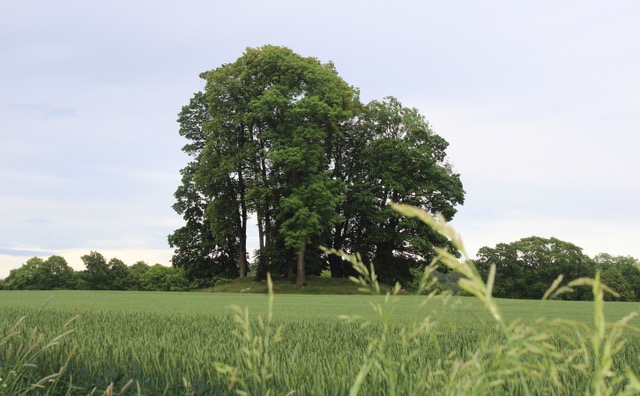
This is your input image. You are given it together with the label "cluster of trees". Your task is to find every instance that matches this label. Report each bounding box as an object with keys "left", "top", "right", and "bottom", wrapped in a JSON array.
[
  {"left": 0, "top": 252, "right": 193, "bottom": 291},
  {"left": 168, "top": 45, "right": 465, "bottom": 286},
  {"left": 473, "top": 236, "right": 640, "bottom": 301}
]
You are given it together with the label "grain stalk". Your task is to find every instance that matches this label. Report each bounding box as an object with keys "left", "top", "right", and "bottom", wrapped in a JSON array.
[
  {"left": 392, "top": 203, "right": 537, "bottom": 395},
  {"left": 214, "top": 273, "right": 286, "bottom": 395},
  {"left": 393, "top": 203, "right": 640, "bottom": 395},
  {"left": 0, "top": 315, "right": 78, "bottom": 395}
]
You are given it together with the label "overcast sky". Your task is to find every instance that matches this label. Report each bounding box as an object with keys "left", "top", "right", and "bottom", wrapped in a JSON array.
[{"left": 1, "top": 0, "right": 639, "bottom": 278}]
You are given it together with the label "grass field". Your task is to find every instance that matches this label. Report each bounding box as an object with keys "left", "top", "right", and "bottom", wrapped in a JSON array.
[
  {"left": 1, "top": 288, "right": 639, "bottom": 395},
  {"left": 1, "top": 288, "right": 639, "bottom": 323}
]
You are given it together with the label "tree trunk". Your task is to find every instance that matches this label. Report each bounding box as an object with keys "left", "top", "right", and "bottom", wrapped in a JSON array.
[
  {"left": 375, "top": 241, "right": 394, "bottom": 280},
  {"left": 330, "top": 222, "right": 345, "bottom": 278},
  {"left": 287, "top": 256, "right": 294, "bottom": 281},
  {"left": 239, "top": 233, "right": 247, "bottom": 278},
  {"left": 238, "top": 168, "right": 248, "bottom": 278},
  {"left": 257, "top": 210, "right": 264, "bottom": 251},
  {"left": 329, "top": 255, "right": 344, "bottom": 278},
  {"left": 259, "top": 146, "right": 271, "bottom": 249},
  {"left": 296, "top": 242, "right": 306, "bottom": 286},
  {"left": 238, "top": 206, "right": 247, "bottom": 278}
]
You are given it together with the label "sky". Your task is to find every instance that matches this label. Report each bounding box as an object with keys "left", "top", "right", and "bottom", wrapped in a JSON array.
[{"left": 1, "top": 0, "right": 639, "bottom": 278}]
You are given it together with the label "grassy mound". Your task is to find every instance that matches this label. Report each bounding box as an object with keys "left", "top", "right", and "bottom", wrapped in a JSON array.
[{"left": 209, "top": 275, "right": 372, "bottom": 294}]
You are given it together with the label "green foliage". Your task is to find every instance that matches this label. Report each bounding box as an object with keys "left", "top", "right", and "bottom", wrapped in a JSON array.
[
  {"left": 109, "top": 258, "right": 130, "bottom": 291},
  {"left": 139, "top": 265, "right": 191, "bottom": 292},
  {"left": 601, "top": 266, "right": 635, "bottom": 301},
  {"left": 475, "top": 236, "right": 595, "bottom": 300},
  {"left": 81, "top": 251, "right": 111, "bottom": 290},
  {"left": 206, "top": 204, "right": 640, "bottom": 394},
  {"left": 168, "top": 160, "right": 238, "bottom": 282},
  {"left": 3, "top": 254, "right": 199, "bottom": 293},
  {"left": 127, "top": 261, "right": 150, "bottom": 291},
  {"left": 169, "top": 46, "right": 464, "bottom": 286},
  {"left": 4, "top": 256, "right": 74, "bottom": 290},
  {"left": 329, "top": 97, "right": 464, "bottom": 284},
  {"left": 594, "top": 253, "right": 640, "bottom": 301}
]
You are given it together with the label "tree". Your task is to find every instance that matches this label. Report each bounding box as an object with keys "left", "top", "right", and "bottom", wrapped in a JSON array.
[
  {"left": 593, "top": 253, "right": 639, "bottom": 301},
  {"left": 475, "top": 237, "right": 594, "bottom": 300},
  {"left": 474, "top": 243, "right": 528, "bottom": 298},
  {"left": 168, "top": 92, "right": 240, "bottom": 284},
  {"left": 140, "top": 265, "right": 191, "bottom": 291},
  {"left": 81, "top": 251, "right": 122, "bottom": 290},
  {"left": 600, "top": 266, "right": 634, "bottom": 301},
  {"left": 43, "top": 255, "right": 75, "bottom": 289},
  {"left": 128, "top": 261, "right": 150, "bottom": 290},
  {"left": 4, "top": 256, "right": 75, "bottom": 290},
  {"left": 171, "top": 45, "right": 357, "bottom": 286},
  {"left": 327, "top": 97, "right": 464, "bottom": 283},
  {"left": 109, "top": 258, "right": 129, "bottom": 290}
]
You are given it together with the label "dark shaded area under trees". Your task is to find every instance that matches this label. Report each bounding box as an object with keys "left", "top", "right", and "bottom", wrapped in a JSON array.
[{"left": 167, "top": 45, "right": 465, "bottom": 287}]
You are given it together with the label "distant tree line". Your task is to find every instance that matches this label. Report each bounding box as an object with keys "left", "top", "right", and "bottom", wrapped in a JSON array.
[
  {"left": 0, "top": 251, "right": 195, "bottom": 291},
  {"left": 168, "top": 45, "right": 465, "bottom": 287},
  {"left": 471, "top": 236, "right": 640, "bottom": 301},
  {"left": 1, "top": 238, "right": 638, "bottom": 301}
]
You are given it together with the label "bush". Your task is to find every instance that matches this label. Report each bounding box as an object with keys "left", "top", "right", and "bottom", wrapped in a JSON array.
[{"left": 140, "top": 265, "right": 191, "bottom": 291}]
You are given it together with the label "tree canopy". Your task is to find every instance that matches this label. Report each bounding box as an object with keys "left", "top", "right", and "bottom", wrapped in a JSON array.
[
  {"left": 593, "top": 253, "right": 640, "bottom": 301},
  {"left": 474, "top": 236, "right": 595, "bottom": 300},
  {"left": 1, "top": 253, "right": 190, "bottom": 292},
  {"left": 3, "top": 255, "right": 74, "bottom": 290},
  {"left": 168, "top": 45, "right": 465, "bottom": 286}
]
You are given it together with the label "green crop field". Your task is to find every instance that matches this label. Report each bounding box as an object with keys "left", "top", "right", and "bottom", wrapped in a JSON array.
[{"left": 1, "top": 288, "right": 640, "bottom": 395}]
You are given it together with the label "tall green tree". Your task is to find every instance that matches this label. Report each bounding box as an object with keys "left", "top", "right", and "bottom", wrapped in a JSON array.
[
  {"left": 198, "top": 61, "right": 252, "bottom": 278},
  {"left": 171, "top": 45, "right": 357, "bottom": 286},
  {"left": 168, "top": 93, "right": 239, "bottom": 282},
  {"left": 328, "top": 97, "right": 464, "bottom": 283}
]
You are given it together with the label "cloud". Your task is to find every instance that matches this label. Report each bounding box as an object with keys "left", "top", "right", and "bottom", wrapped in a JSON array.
[
  {"left": 25, "top": 218, "right": 52, "bottom": 225},
  {"left": 0, "top": 247, "right": 53, "bottom": 257},
  {"left": 6, "top": 103, "right": 77, "bottom": 119},
  {"left": 0, "top": 169, "right": 72, "bottom": 186}
]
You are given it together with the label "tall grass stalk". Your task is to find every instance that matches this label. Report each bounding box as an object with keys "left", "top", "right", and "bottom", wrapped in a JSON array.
[
  {"left": 393, "top": 203, "right": 640, "bottom": 395},
  {"left": 0, "top": 315, "right": 77, "bottom": 395},
  {"left": 214, "top": 273, "right": 287, "bottom": 395}
]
